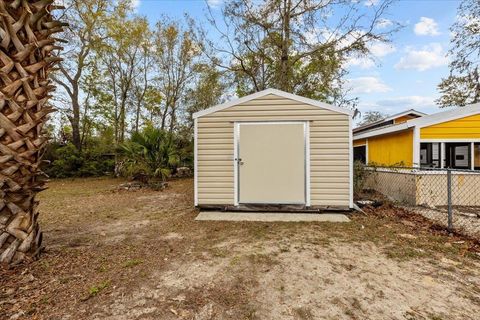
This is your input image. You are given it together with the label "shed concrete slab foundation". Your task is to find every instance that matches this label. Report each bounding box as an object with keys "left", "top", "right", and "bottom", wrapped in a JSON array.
[{"left": 195, "top": 211, "right": 350, "bottom": 222}]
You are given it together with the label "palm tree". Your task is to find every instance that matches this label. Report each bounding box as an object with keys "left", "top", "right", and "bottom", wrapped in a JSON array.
[
  {"left": 118, "top": 126, "right": 179, "bottom": 181},
  {"left": 0, "top": 0, "right": 64, "bottom": 265}
]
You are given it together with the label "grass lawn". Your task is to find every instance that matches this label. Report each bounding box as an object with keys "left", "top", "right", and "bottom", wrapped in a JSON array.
[{"left": 1, "top": 178, "right": 480, "bottom": 319}]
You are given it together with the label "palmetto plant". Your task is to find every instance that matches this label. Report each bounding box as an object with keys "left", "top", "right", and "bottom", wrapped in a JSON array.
[
  {"left": 0, "top": 0, "right": 64, "bottom": 265},
  {"left": 118, "top": 126, "right": 179, "bottom": 181}
]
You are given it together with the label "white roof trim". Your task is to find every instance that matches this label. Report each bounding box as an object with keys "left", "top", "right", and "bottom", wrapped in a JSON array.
[
  {"left": 353, "top": 102, "right": 480, "bottom": 140},
  {"left": 354, "top": 122, "right": 411, "bottom": 140},
  {"left": 408, "top": 102, "right": 480, "bottom": 128},
  {"left": 353, "top": 109, "right": 426, "bottom": 132},
  {"left": 193, "top": 88, "right": 353, "bottom": 119},
  {"left": 388, "top": 109, "right": 427, "bottom": 120}
]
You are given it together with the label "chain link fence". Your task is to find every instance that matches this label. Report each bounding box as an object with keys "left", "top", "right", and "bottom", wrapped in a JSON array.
[{"left": 354, "top": 165, "right": 480, "bottom": 239}]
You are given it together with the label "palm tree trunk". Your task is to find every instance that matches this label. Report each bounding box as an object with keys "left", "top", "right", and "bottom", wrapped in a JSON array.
[{"left": 0, "top": 0, "right": 64, "bottom": 265}]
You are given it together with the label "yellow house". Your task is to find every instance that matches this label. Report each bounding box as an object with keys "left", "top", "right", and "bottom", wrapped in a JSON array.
[{"left": 353, "top": 104, "right": 480, "bottom": 170}]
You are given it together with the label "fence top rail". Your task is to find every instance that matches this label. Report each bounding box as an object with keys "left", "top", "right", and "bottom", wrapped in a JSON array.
[{"left": 364, "top": 166, "right": 480, "bottom": 175}]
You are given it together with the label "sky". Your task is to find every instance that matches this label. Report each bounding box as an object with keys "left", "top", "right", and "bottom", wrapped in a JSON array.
[{"left": 133, "top": 0, "right": 462, "bottom": 120}]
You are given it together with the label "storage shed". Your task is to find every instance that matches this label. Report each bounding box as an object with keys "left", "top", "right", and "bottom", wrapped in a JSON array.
[{"left": 193, "top": 88, "right": 353, "bottom": 211}]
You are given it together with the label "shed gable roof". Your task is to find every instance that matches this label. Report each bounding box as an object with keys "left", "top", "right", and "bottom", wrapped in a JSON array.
[{"left": 193, "top": 88, "right": 353, "bottom": 119}]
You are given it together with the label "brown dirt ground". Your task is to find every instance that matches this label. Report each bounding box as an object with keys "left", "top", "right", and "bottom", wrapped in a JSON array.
[{"left": 1, "top": 177, "right": 480, "bottom": 320}]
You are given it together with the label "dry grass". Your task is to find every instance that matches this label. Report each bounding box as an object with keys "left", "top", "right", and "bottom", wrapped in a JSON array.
[{"left": 1, "top": 177, "right": 479, "bottom": 319}]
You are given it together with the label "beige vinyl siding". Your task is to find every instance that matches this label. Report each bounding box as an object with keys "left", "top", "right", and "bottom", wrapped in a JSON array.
[{"left": 197, "top": 93, "right": 350, "bottom": 207}]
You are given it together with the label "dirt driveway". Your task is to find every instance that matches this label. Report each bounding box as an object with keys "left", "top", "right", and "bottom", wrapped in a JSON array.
[{"left": 1, "top": 178, "right": 480, "bottom": 319}]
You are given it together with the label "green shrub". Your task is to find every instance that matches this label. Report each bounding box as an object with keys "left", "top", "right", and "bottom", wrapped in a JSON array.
[
  {"left": 43, "top": 142, "right": 115, "bottom": 178},
  {"left": 42, "top": 125, "right": 193, "bottom": 179},
  {"left": 353, "top": 160, "right": 371, "bottom": 196},
  {"left": 117, "top": 126, "right": 180, "bottom": 181}
]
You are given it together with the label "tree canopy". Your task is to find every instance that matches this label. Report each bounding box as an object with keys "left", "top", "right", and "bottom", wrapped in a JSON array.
[
  {"left": 46, "top": 0, "right": 400, "bottom": 177},
  {"left": 358, "top": 111, "right": 388, "bottom": 126},
  {"left": 195, "top": 0, "right": 398, "bottom": 108},
  {"left": 437, "top": 0, "right": 480, "bottom": 107}
]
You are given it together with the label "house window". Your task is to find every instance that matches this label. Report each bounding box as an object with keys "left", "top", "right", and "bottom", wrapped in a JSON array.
[
  {"left": 475, "top": 143, "right": 480, "bottom": 170},
  {"left": 445, "top": 143, "right": 471, "bottom": 169},
  {"left": 420, "top": 143, "right": 441, "bottom": 168},
  {"left": 354, "top": 146, "right": 367, "bottom": 164}
]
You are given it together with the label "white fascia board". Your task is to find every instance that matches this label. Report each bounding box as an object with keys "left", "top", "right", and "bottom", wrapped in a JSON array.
[
  {"left": 383, "top": 109, "right": 427, "bottom": 122},
  {"left": 353, "top": 103, "right": 480, "bottom": 140},
  {"left": 353, "top": 109, "right": 427, "bottom": 132},
  {"left": 408, "top": 103, "right": 480, "bottom": 129},
  {"left": 421, "top": 138, "right": 480, "bottom": 142},
  {"left": 353, "top": 123, "right": 410, "bottom": 140},
  {"left": 193, "top": 88, "right": 353, "bottom": 119}
]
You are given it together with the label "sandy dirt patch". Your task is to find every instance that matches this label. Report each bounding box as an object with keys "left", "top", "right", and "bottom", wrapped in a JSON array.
[{"left": 1, "top": 178, "right": 479, "bottom": 319}]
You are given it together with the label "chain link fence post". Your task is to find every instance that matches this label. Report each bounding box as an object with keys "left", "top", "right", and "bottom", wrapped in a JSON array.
[
  {"left": 357, "top": 165, "right": 480, "bottom": 239},
  {"left": 447, "top": 169, "right": 453, "bottom": 232}
]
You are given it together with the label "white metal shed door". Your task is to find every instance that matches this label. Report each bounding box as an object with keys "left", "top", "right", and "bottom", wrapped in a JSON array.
[{"left": 238, "top": 122, "right": 306, "bottom": 204}]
